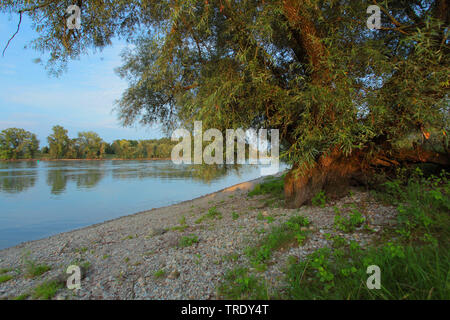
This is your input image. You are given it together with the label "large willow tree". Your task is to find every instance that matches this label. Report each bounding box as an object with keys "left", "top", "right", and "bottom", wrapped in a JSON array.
[{"left": 2, "top": 0, "right": 448, "bottom": 206}]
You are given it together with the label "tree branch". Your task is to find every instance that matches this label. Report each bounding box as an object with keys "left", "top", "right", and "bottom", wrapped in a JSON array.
[{"left": 2, "top": 11, "right": 22, "bottom": 56}]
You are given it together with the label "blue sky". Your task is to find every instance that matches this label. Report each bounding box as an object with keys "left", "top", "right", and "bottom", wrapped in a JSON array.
[{"left": 0, "top": 13, "right": 162, "bottom": 145}]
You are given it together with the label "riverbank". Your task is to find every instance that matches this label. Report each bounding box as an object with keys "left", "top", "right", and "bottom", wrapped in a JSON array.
[{"left": 0, "top": 170, "right": 403, "bottom": 300}]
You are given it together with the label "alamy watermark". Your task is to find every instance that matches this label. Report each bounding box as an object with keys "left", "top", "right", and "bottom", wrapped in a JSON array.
[
  {"left": 64, "top": 4, "right": 380, "bottom": 33},
  {"left": 66, "top": 265, "right": 81, "bottom": 290},
  {"left": 366, "top": 265, "right": 381, "bottom": 289},
  {"left": 367, "top": 5, "right": 381, "bottom": 30},
  {"left": 171, "top": 121, "right": 280, "bottom": 176},
  {"left": 66, "top": 5, "right": 81, "bottom": 30}
]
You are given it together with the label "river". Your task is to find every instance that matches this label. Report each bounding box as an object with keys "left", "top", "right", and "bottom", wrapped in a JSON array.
[{"left": 0, "top": 160, "right": 287, "bottom": 249}]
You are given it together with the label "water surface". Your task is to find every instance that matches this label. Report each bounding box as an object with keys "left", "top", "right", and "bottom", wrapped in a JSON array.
[{"left": 0, "top": 160, "right": 285, "bottom": 249}]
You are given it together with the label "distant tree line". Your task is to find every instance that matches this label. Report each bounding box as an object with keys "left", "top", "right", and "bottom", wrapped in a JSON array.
[
  {"left": 0, "top": 128, "right": 39, "bottom": 160},
  {"left": 110, "top": 138, "right": 176, "bottom": 159},
  {"left": 0, "top": 126, "right": 177, "bottom": 160}
]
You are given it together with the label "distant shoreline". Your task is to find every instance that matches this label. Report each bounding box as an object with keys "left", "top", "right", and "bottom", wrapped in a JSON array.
[
  {"left": 0, "top": 156, "right": 272, "bottom": 163},
  {"left": 0, "top": 158, "right": 172, "bottom": 162}
]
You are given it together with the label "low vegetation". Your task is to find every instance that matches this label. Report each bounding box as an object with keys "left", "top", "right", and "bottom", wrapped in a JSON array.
[
  {"left": 0, "top": 268, "right": 11, "bottom": 274},
  {"left": 24, "top": 260, "right": 51, "bottom": 279},
  {"left": 195, "top": 206, "right": 222, "bottom": 224},
  {"left": 0, "top": 274, "right": 13, "bottom": 283},
  {"left": 31, "top": 280, "right": 64, "bottom": 300},
  {"left": 245, "top": 215, "right": 311, "bottom": 271},
  {"left": 311, "top": 191, "right": 327, "bottom": 208},
  {"left": 219, "top": 167, "right": 449, "bottom": 300},
  {"left": 179, "top": 235, "right": 199, "bottom": 247},
  {"left": 171, "top": 216, "right": 188, "bottom": 232},
  {"left": 248, "top": 175, "right": 285, "bottom": 199},
  {"left": 13, "top": 293, "right": 30, "bottom": 300},
  {"left": 154, "top": 269, "right": 166, "bottom": 279},
  {"left": 333, "top": 207, "right": 366, "bottom": 233},
  {"left": 218, "top": 267, "right": 269, "bottom": 300}
]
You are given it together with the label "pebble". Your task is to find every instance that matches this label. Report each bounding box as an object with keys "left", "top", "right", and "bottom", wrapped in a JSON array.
[{"left": 0, "top": 185, "right": 397, "bottom": 300}]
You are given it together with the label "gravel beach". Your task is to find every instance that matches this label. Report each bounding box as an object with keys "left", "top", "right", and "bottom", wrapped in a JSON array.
[{"left": 0, "top": 173, "right": 397, "bottom": 300}]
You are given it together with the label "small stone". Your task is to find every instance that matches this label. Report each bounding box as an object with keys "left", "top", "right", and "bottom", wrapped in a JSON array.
[
  {"left": 55, "top": 293, "right": 67, "bottom": 300},
  {"left": 168, "top": 270, "right": 180, "bottom": 279},
  {"left": 149, "top": 228, "right": 167, "bottom": 237}
]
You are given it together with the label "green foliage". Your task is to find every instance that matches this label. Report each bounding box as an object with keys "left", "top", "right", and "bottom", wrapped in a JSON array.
[
  {"left": 32, "top": 280, "right": 64, "bottom": 300},
  {"left": 195, "top": 206, "right": 222, "bottom": 224},
  {"left": 42, "top": 126, "right": 177, "bottom": 160},
  {"left": 2, "top": 1, "right": 447, "bottom": 171},
  {"left": 154, "top": 269, "right": 166, "bottom": 278},
  {"left": 47, "top": 126, "right": 106, "bottom": 159},
  {"left": 223, "top": 253, "right": 239, "bottom": 263},
  {"left": 207, "top": 206, "right": 221, "bottom": 219},
  {"left": 0, "top": 274, "right": 13, "bottom": 283},
  {"left": 68, "top": 258, "right": 91, "bottom": 271},
  {"left": 264, "top": 216, "right": 274, "bottom": 224},
  {"left": 13, "top": 293, "right": 30, "bottom": 300},
  {"left": 256, "top": 212, "right": 274, "bottom": 224},
  {"left": 75, "top": 247, "right": 88, "bottom": 254},
  {"left": 311, "top": 191, "right": 327, "bottom": 208},
  {"left": 111, "top": 138, "right": 178, "bottom": 159},
  {"left": 283, "top": 241, "right": 449, "bottom": 300},
  {"left": 47, "top": 125, "right": 72, "bottom": 159},
  {"left": 76, "top": 131, "right": 106, "bottom": 159},
  {"left": 0, "top": 128, "right": 39, "bottom": 160},
  {"left": 282, "top": 170, "right": 450, "bottom": 299},
  {"left": 333, "top": 207, "right": 366, "bottom": 233},
  {"left": 179, "top": 235, "right": 199, "bottom": 247},
  {"left": 248, "top": 176, "right": 284, "bottom": 198},
  {"left": 172, "top": 215, "right": 188, "bottom": 231},
  {"left": 24, "top": 260, "right": 51, "bottom": 279},
  {"left": 218, "top": 267, "right": 269, "bottom": 300},
  {"left": 374, "top": 169, "right": 449, "bottom": 243},
  {"left": 111, "top": 1, "right": 448, "bottom": 169},
  {"left": 171, "top": 225, "right": 188, "bottom": 232},
  {"left": 0, "top": 268, "right": 11, "bottom": 274},
  {"left": 246, "top": 216, "right": 310, "bottom": 271},
  {"left": 218, "top": 169, "right": 449, "bottom": 300}
]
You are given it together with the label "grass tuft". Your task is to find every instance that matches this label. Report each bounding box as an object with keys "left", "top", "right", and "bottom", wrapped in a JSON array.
[
  {"left": 248, "top": 176, "right": 284, "bottom": 198},
  {"left": 0, "top": 274, "right": 13, "bottom": 283},
  {"left": 179, "top": 235, "right": 199, "bottom": 247},
  {"left": 218, "top": 267, "right": 269, "bottom": 300},
  {"left": 24, "top": 260, "right": 51, "bottom": 278},
  {"left": 32, "top": 280, "right": 64, "bottom": 300}
]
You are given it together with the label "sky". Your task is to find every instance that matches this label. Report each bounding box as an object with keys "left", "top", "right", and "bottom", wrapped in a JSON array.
[{"left": 0, "top": 13, "right": 162, "bottom": 145}]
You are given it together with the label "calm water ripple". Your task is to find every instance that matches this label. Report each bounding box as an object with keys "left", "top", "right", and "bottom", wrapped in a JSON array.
[{"left": 0, "top": 160, "right": 287, "bottom": 249}]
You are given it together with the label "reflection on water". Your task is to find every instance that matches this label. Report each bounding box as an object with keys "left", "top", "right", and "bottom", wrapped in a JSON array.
[
  {"left": 0, "top": 160, "right": 287, "bottom": 249},
  {"left": 0, "top": 161, "right": 250, "bottom": 194},
  {"left": 110, "top": 162, "right": 241, "bottom": 183},
  {"left": 0, "top": 170, "right": 37, "bottom": 194},
  {"left": 46, "top": 166, "right": 105, "bottom": 195},
  {"left": 0, "top": 162, "right": 38, "bottom": 194}
]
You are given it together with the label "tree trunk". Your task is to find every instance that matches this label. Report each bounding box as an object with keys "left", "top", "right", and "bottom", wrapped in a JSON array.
[
  {"left": 284, "top": 147, "right": 449, "bottom": 208},
  {"left": 284, "top": 148, "right": 363, "bottom": 208}
]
